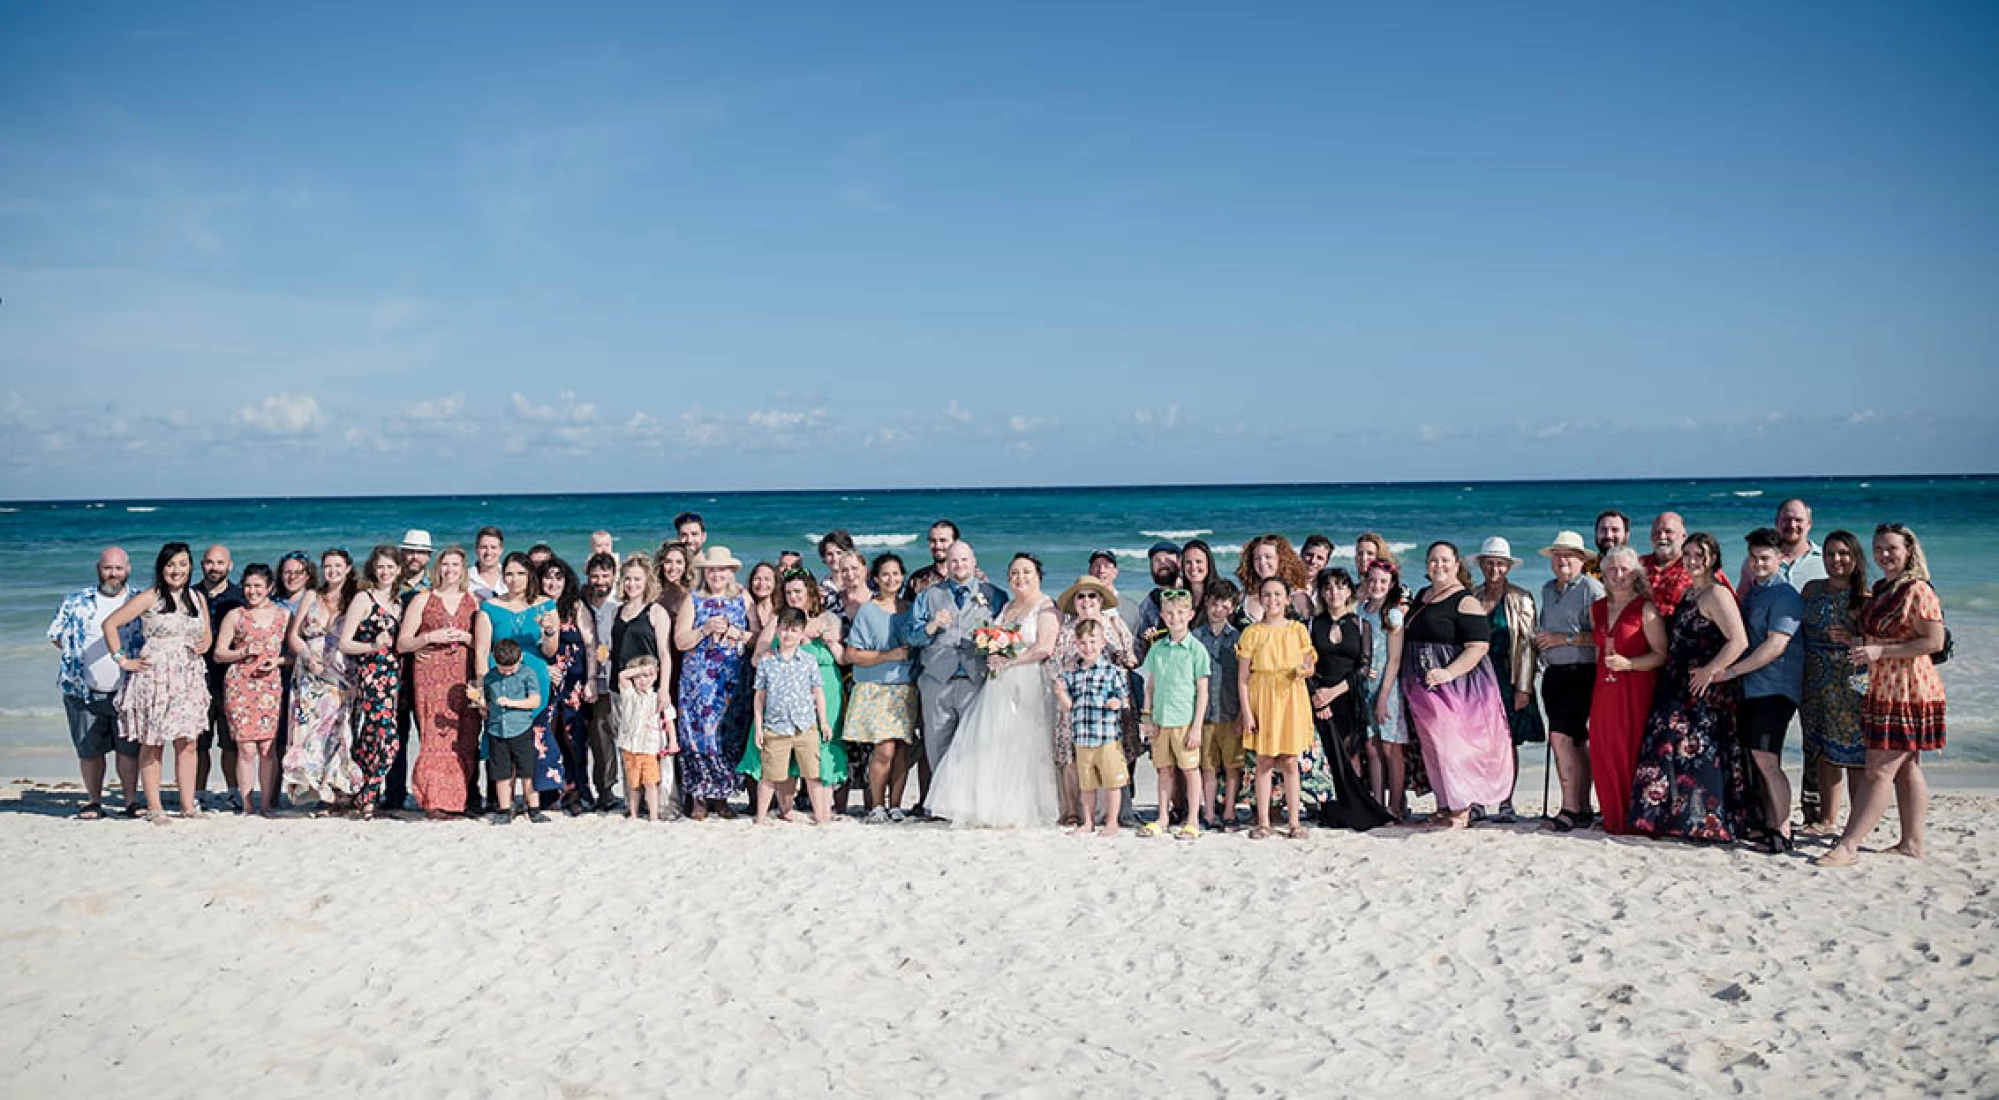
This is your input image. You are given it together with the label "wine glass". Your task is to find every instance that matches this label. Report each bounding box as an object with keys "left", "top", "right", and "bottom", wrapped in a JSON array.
[{"left": 1600, "top": 625, "right": 1618, "bottom": 683}]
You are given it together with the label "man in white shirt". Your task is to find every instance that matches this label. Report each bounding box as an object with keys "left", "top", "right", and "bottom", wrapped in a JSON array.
[
  {"left": 469, "top": 525, "right": 506, "bottom": 599},
  {"left": 47, "top": 547, "right": 144, "bottom": 816}
]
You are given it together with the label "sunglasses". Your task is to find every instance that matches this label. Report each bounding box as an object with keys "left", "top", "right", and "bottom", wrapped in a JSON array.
[{"left": 1160, "top": 588, "right": 1191, "bottom": 600}]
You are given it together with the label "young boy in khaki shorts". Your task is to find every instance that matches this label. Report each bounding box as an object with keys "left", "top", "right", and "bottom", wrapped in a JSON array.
[
  {"left": 1055, "top": 618, "right": 1131, "bottom": 837},
  {"left": 752, "top": 608, "right": 833, "bottom": 825},
  {"left": 1139, "top": 590, "right": 1211, "bottom": 839}
]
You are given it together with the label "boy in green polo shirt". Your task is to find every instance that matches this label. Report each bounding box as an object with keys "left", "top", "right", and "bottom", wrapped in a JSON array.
[{"left": 1138, "top": 591, "right": 1210, "bottom": 839}]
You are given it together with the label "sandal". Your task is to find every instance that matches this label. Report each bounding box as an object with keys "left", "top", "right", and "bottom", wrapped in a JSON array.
[
  {"left": 75, "top": 803, "right": 103, "bottom": 821},
  {"left": 121, "top": 804, "right": 144, "bottom": 819},
  {"left": 1248, "top": 826, "right": 1271, "bottom": 839},
  {"left": 1284, "top": 825, "right": 1307, "bottom": 840},
  {"left": 1058, "top": 814, "right": 1082, "bottom": 828},
  {"left": 1135, "top": 822, "right": 1161, "bottom": 837},
  {"left": 1542, "top": 809, "right": 1583, "bottom": 833}
]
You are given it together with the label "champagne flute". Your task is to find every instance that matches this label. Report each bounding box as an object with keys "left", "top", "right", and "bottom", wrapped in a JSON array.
[{"left": 1600, "top": 624, "right": 1618, "bottom": 684}]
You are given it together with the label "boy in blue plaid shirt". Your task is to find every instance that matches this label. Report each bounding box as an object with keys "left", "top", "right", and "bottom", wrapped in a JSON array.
[{"left": 1055, "top": 618, "right": 1131, "bottom": 837}]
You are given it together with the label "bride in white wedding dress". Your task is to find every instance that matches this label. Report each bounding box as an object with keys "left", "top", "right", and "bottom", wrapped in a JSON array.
[{"left": 926, "top": 553, "right": 1063, "bottom": 828}]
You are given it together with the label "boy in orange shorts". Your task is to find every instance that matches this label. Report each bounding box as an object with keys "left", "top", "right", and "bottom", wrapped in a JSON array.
[
  {"left": 1139, "top": 590, "right": 1211, "bottom": 839},
  {"left": 1055, "top": 619, "right": 1131, "bottom": 837},
  {"left": 614, "top": 655, "right": 678, "bottom": 821}
]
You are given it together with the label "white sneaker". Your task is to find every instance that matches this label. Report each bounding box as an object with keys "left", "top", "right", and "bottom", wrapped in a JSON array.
[
  {"left": 888, "top": 808, "right": 908, "bottom": 823},
  {"left": 865, "top": 807, "right": 890, "bottom": 825}
]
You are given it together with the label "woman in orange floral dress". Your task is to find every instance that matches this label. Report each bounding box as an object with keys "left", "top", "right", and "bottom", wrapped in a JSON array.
[{"left": 1815, "top": 524, "right": 1948, "bottom": 867}]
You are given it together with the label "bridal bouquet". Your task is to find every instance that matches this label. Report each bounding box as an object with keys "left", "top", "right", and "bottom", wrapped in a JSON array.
[{"left": 972, "top": 624, "right": 1024, "bottom": 679}]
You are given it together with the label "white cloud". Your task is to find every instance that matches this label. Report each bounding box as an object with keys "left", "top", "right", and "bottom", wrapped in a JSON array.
[
  {"left": 943, "top": 400, "right": 973, "bottom": 424},
  {"left": 234, "top": 393, "right": 325, "bottom": 436},
  {"left": 1418, "top": 423, "right": 1443, "bottom": 442},
  {"left": 401, "top": 395, "right": 466, "bottom": 421},
  {"left": 510, "top": 390, "right": 596, "bottom": 425},
  {"left": 1850, "top": 409, "right": 1880, "bottom": 424}
]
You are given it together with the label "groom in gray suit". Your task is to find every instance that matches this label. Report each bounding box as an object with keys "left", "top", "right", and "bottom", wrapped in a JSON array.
[{"left": 909, "top": 540, "right": 1009, "bottom": 772}]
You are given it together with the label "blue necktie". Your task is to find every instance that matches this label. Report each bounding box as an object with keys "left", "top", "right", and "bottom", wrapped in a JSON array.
[{"left": 953, "top": 584, "right": 969, "bottom": 609}]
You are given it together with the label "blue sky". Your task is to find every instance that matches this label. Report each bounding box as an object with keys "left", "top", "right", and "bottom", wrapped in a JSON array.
[{"left": 2, "top": 1, "right": 1995, "bottom": 499}]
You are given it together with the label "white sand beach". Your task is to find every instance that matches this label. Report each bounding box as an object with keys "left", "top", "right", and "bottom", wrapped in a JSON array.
[{"left": 3, "top": 781, "right": 1994, "bottom": 1098}]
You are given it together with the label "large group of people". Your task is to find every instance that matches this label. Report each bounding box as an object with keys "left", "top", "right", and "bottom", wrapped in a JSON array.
[{"left": 47, "top": 500, "right": 1949, "bottom": 865}]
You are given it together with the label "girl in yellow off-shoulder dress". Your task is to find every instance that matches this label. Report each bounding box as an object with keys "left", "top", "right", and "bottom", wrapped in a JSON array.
[{"left": 1237, "top": 576, "right": 1317, "bottom": 838}]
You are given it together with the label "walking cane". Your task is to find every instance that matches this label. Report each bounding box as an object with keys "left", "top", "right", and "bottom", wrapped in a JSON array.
[{"left": 1540, "top": 738, "right": 1553, "bottom": 819}]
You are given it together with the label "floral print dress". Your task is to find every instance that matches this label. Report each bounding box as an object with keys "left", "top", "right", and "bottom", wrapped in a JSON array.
[
  {"left": 116, "top": 598, "right": 210, "bottom": 746},
  {"left": 534, "top": 614, "right": 590, "bottom": 796},
  {"left": 678, "top": 591, "right": 752, "bottom": 802},
  {"left": 350, "top": 596, "right": 402, "bottom": 813},
  {"left": 222, "top": 608, "right": 286, "bottom": 744},
  {"left": 1627, "top": 598, "right": 1749, "bottom": 842},
  {"left": 283, "top": 593, "right": 359, "bottom": 803}
]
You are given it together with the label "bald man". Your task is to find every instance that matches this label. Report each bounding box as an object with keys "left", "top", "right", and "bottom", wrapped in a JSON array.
[
  {"left": 1642, "top": 512, "right": 1732, "bottom": 615},
  {"left": 47, "top": 547, "right": 144, "bottom": 815},
  {"left": 907, "top": 541, "right": 1009, "bottom": 797},
  {"left": 193, "top": 544, "right": 245, "bottom": 808}
]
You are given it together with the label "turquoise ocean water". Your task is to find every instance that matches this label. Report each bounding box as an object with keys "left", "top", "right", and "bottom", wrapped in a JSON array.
[{"left": 4, "top": 475, "right": 1994, "bottom": 772}]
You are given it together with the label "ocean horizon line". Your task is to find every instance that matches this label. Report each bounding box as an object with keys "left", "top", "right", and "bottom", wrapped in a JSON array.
[{"left": 4, "top": 470, "right": 1993, "bottom": 509}]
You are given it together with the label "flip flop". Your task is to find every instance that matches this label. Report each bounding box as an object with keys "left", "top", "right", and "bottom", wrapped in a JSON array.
[
  {"left": 1135, "top": 822, "right": 1161, "bottom": 838},
  {"left": 1812, "top": 847, "right": 1859, "bottom": 868},
  {"left": 1284, "top": 825, "right": 1307, "bottom": 840},
  {"left": 75, "top": 803, "right": 103, "bottom": 820},
  {"left": 1248, "top": 826, "right": 1271, "bottom": 839}
]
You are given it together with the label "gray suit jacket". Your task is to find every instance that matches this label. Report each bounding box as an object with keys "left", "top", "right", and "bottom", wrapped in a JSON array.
[{"left": 911, "top": 580, "right": 1008, "bottom": 686}]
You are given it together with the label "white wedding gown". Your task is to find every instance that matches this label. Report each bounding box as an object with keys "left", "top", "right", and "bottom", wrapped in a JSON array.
[{"left": 927, "top": 600, "right": 1062, "bottom": 828}]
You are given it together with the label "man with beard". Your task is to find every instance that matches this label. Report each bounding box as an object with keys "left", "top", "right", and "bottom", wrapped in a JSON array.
[
  {"left": 1133, "top": 541, "right": 1182, "bottom": 659},
  {"left": 385, "top": 529, "right": 433, "bottom": 813},
  {"left": 48, "top": 547, "right": 145, "bottom": 816},
  {"left": 906, "top": 519, "right": 962, "bottom": 597},
  {"left": 193, "top": 544, "right": 245, "bottom": 808},
  {"left": 1587, "top": 510, "right": 1629, "bottom": 580}
]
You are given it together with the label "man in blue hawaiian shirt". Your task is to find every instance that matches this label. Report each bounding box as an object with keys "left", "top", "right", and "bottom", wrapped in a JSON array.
[{"left": 47, "top": 547, "right": 145, "bottom": 817}]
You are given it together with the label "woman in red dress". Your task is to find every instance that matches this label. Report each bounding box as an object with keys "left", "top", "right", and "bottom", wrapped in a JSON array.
[
  {"left": 399, "top": 547, "right": 479, "bottom": 819},
  {"left": 1816, "top": 524, "right": 1948, "bottom": 867},
  {"left": 1588, "top": 547, "right": 1668, "bottom": 835}
]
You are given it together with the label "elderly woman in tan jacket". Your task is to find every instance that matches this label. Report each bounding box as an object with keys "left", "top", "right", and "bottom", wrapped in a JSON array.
[{"left": 1475, "top": 537, "right": 1545, "bottom": 823}]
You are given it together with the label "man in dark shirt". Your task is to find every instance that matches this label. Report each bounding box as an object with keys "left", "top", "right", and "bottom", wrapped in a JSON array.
[{"left": 193, "top": 544, "right": 245, "bottom": 809}]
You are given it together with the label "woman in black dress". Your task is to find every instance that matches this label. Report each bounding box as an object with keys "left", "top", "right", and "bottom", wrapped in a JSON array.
[
  {"left": 1627, "top": 533, "right": 1753, "bottom": 842},
  {"left": 1307, "top": 568, "right": 1393, "bottom": 831}
]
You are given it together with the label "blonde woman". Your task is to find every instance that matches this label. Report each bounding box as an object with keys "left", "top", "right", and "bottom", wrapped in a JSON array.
[{"left": 399, "top": 547, "right": 478, "bottom": 819}]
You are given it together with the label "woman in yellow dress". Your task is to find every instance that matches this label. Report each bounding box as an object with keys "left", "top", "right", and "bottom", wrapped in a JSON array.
[{"left": 1237, "top": 576, "right": 1317, "bottom": 838}]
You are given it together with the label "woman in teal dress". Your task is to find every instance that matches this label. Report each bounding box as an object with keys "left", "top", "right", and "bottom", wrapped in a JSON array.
[
  {"left": 473, "top": 552, "right": 558, "bottom": 792},
  {"left": 740, "top": 570, "right": 848, "bottom": 796},
  {"left": 1799, "top": 530, "right": 1868, "bottom": 834}
]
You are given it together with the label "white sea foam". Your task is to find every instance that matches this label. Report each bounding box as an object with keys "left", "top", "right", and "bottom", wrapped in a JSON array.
[
  {"left": 1734, "top": 490, "right": 1764, "bottom": 498},
  {"left": 1140, "top": 529, "right": 1212, "bottom": 540},
  {"left": 1331, "top": 541, "right": 1419, "bottom": 559},
  {"left": 126, "top": 506, "right": 158, "bottom": 513},
  {"left": 0, "top": 707, "right": 63, "bottom": 720},
  {"left": 806, "top": 532, "right": 919, "bottom": 549},
  {"left": 0, "top": 507, "right": 15, "bottom": 513}
]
